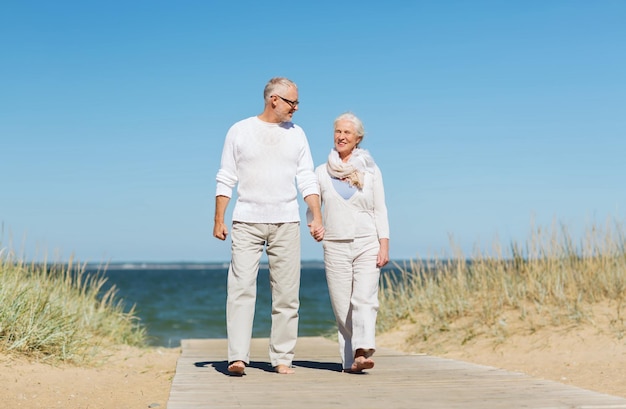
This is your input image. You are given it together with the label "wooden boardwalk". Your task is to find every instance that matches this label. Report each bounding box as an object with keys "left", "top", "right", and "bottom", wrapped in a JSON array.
[{"left": 167, "top": 337, "right": 626, "bottom": 409}]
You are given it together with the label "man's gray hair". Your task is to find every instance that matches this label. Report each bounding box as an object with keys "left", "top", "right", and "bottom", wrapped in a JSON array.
[{"left": 264, "top": 77, "right": 297, "bottom": 102}]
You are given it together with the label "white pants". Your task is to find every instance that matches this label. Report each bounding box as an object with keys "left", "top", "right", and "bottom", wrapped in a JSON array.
[
  {"left": 226, "top": 222, "right": 301, "bottom": 367},
  {"left": 323, "top": 235, "right": 380, "bottom": 369}
]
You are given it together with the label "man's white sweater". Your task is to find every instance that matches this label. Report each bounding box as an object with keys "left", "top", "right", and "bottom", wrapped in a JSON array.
[{"left": 216, "top": 116, "right": 319, "bottom": 223}]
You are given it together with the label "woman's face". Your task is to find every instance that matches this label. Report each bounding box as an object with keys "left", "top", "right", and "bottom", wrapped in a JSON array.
[{"left": 334, "top": 119, "right": 362, "bottom": 161}]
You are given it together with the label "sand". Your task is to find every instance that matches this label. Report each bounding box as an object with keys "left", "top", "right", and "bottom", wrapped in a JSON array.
[
  {"left": 0, "top": 345, "right": 180, "bottom": 409},
  {"left": 377, "top": 309, "right": 626, "bottom": 399},
  {"left": 1, "top": 322, "right": 625, "bottom": 408}
]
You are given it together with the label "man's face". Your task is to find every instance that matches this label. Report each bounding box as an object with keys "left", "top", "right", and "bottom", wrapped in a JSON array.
[{"left": 273, "top": 86, "right": 299, "bottom": 122}]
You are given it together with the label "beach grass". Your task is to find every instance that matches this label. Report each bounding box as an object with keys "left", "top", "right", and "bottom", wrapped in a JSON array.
[
  {"left": 378, "top": 219, "right": 626, "bottom": 348},
  {"left": 0, "top": 249, "right": 146, "bottom": 363}
]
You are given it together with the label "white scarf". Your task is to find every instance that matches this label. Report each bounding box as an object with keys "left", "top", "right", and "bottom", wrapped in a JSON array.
[{"left": 326, "top": 148, "right": 376, "bottom": 189}]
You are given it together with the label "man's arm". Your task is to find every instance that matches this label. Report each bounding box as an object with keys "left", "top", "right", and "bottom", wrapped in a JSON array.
[
  {"left": 213, "top": 195, "right": 230, "bottom": 241},
  {"left": 304, "top": 194, "right": 324, "bottom": 242}
]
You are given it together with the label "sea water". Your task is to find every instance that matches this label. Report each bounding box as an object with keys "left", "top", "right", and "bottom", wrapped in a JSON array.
[{"left": 95, "top": 262, "right": 341, "bottom": 347}]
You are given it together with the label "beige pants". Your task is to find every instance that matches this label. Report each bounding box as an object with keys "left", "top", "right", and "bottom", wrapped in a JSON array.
[
  {"left": 323, "top": 235, "right": 380, "bottom": 370},
  {"left": 226, "top": 221, "right": 301, "bottom": 367}
]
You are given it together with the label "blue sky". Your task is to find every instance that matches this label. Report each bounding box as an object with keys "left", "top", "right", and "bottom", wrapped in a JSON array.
[{"left": 2, "top": 1, "right": 625, "bottom": 263}]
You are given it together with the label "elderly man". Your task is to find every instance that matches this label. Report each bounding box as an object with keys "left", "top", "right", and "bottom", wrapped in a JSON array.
[{"left": 213, "top": 77, "right": 324, "bottom": 375}]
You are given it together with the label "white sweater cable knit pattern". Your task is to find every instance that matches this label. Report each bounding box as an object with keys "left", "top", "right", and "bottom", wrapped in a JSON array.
[{"left": 216, "top": 116, "right": 319, "bottom": 223}]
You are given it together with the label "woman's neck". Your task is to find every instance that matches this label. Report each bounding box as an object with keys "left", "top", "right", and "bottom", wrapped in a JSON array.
[{"left": 339, "top": 152, "right": 352, "bottom": 163}]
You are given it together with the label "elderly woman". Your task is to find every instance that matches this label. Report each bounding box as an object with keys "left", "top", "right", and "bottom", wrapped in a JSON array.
[{"left": 312, "top": 112, "right": 390, "bottom": 373}]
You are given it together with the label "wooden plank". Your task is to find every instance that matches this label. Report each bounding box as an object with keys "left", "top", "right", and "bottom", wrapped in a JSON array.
[{"left": 167, "top": 337, "right": 626, "bottom": 409}]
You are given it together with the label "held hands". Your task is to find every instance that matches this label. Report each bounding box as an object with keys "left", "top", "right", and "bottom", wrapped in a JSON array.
[
  {"left": 303, "top": 194, "right": 324, "bottom": 242},
  {"left": 308, "top": 220, "right": 325, "bottom": 242}
]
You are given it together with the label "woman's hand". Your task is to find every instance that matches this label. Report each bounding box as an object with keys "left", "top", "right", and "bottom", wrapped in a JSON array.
[{"left": 376, "top": 238, "right": 389, "bottom": 267}]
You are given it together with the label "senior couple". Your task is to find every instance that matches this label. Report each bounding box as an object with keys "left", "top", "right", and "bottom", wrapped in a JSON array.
[{"left": 213, "top": 77, "right": 389, "bottom": 376}]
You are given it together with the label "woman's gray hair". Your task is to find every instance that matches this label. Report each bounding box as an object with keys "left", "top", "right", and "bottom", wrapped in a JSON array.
[
  {"left": 264, "top": 77, "right": 297, "bottom": 102},
  {"left": 334, "top": 112, "right": 365, "bottom": 143}
]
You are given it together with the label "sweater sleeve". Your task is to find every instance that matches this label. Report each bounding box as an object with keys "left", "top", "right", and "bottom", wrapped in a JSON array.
[
  {"left": 295, "top": 134, "right": 319, "bottom": 198},
  {"left": 215, "top": 125, "right": 238, "bottom": 198},
  {"left": 373, "top": 165, "right": 390, "bottom": 239}
]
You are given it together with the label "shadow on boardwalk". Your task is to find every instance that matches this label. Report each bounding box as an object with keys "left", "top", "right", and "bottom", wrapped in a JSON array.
[{"left": 167, "top": 337, "right": 626, "bottom": 409}]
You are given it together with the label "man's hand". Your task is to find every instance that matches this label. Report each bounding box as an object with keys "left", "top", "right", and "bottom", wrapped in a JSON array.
[
  {"left": 304, "top": 194, "right": 324, "bottom": 242},
  {"left": 214, "top": 195, "right": 230, "bottom": 241},
  {"left": 308, "top": 221, "right": 325, "bottom": 242},
  {"left": 213, "top": 222, "right": 228, "bottom": 241}
]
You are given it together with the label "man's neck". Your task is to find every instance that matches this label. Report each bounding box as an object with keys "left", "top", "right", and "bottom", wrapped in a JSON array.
[{"left": 257, "top": 109, "right": 281, "bottom": 124}]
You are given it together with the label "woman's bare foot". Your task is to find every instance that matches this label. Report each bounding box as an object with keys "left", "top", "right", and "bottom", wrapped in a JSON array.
[
  {"left": 227, "top": 360, "right": 246, "bottom": 376},
  {"left": 350, "top": 356, "right": 375, "bottom": 373},
  {"left": 274, "top": 364, "right": 295, "bottom": 374}
]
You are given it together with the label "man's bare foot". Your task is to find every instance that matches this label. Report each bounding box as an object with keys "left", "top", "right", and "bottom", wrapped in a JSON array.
[
  {"left": 350, "top": 356, "right": 375, "bottom": 373},
  {"left": 274, "top": 364, "right": 295, "bottom": 374},
  {"left": 227, "top": 360, "right": 246, "bottom": 376}
]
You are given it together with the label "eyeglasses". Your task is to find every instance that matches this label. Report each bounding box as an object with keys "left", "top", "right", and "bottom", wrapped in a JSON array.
[{"left": 275, "top": 95, "right": 299, "bottom": 109}]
